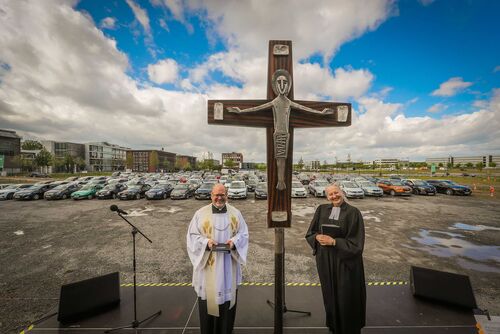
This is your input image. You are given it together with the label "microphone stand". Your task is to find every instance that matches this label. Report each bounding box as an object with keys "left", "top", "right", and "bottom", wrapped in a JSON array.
[{"left": 105, "top": 212, "right": 162, "bottom": 333}]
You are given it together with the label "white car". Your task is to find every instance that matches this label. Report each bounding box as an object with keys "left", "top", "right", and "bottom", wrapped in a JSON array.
[
  {"left": 227, "top": 181, "right": 247, "bottom": 199},
  {"left": 308, "top": 180, "right": 329, "bottom": 197},
  {"left": 291, "top": 181, "right": 307, "bottom": 198},
  {"left": 355, "top": 180, "right": 383, "bottom": 197},
  {"left": 337, "top": 181, "right": 365, "bottom": 199}
]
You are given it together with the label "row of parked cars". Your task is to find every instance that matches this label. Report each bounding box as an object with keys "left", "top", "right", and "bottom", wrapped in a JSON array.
[
  {"left": 0, "top": 171, "right": 472, "bottom": 202},
  {"left": 304, "top": 175, "right": 472, "bottom": 198}
]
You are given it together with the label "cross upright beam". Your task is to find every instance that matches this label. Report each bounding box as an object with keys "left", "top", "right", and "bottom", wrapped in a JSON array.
[{"left": 207, "top": 40, "right": 352, "bottom": 334}]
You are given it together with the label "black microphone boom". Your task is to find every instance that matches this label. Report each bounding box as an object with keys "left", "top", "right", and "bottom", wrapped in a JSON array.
[{"left": 110, "top": 205, "right": 128, "bottom": 215}]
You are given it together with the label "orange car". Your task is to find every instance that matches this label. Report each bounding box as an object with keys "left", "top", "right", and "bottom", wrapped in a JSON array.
[{"left": 376, "top": 179, "right": 412, "bottom": 196}]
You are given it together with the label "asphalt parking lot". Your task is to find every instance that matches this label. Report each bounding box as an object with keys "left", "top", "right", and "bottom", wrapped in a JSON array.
[{"left": 1, "top": 193, "right": 499, "bottom": 333}]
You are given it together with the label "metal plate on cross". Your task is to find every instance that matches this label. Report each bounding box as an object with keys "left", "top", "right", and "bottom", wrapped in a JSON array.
[
  {"left": 214, "top": 102, "right": 224, "bottom": 120},
  {"left": 273, "top": 44, "right": 289, "bottom": 56}
]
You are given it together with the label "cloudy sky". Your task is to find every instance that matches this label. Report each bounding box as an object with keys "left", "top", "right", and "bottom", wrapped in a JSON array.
[{"left": 0, "top": 0, "right": 499, "bottom": 163}]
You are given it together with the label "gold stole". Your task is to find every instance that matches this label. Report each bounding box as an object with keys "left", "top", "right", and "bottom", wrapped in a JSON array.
[{"left": 200, "top": 205, "right": 239, "bottom": 316}]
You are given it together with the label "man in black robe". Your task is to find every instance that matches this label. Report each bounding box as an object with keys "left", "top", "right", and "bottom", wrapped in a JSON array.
[{"left": 305, "top": 184, "right": 366, "bottom": 334}]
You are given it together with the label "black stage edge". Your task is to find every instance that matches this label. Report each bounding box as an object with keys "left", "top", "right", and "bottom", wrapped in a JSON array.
[{"left": 27, "top": 285, "right": 477, "bottom": 333}]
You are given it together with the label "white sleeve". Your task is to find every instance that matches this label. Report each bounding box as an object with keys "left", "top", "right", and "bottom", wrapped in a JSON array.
[
  {"left": 186, "top": 211, "right": 210, "bottom": 270},
  {"left": 230, "top": 211, "right": 249, "bottom": 265}
]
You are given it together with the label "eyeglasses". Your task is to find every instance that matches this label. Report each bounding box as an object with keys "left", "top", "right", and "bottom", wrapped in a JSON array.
[{"left": 213, "top": 194, "right": 226, "bottom": 198}]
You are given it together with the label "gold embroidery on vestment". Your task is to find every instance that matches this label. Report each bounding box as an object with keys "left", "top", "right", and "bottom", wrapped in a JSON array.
[{"left": 230, "top": 215, "right": 238, "bottom": 236}]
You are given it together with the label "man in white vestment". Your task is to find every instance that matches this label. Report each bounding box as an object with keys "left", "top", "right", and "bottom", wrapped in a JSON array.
[{"left": 187, "top": 183, "right": 249, "bottom": 334}]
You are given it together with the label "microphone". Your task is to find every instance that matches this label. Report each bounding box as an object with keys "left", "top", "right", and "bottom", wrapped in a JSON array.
[{"left": 110, "top": 204, "right": 128, "bottom": 215}]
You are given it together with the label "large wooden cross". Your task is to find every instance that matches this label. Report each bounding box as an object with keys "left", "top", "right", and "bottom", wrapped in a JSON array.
[{"left": 207, "top": 40, "right": 351, "bottom": 333}]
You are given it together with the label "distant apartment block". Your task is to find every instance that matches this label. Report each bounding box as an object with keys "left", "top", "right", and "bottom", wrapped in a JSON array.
[
  {"left": 222, "top": 152, "right": 243, "bottom": 168},
  {"left": 85, "top": 142, "right": 129, "bottom": 172},
  {"left": 241, "top": 162, "right": 257, "bottom": 169},
  {"left": 41, "top": 140, "right": 85, "bottom": 173},
  {"left": 176, "top": 155, "right": 197, "bottom": 170},
  {"left": 426, "top": 155, "right": 500, "bottom": 167},
  {"left": 0, "top": 129, "right": 21, "bottom": 174},
  {"left": 305, "top": 160, "right": 321, "bottom": 170},
  {"left": 126, "top": 150, "right": 176, "bottom": 172},
  {"left": 372, "top": 158, "right": 410, "bottom": 166}
]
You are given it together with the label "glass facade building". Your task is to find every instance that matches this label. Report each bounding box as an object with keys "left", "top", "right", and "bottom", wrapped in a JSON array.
[{"left": 85, "top": 142, "right": 128, "bottom": 172}]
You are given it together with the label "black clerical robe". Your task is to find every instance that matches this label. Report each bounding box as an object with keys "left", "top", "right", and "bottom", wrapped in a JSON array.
[{"left": 305, "top": 202, "right": 366, "bottom": 334}]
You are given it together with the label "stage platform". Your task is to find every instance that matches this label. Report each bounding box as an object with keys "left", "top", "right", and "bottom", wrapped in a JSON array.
[{"left": 24, "top": 283, "right": 478, "bottom": 333}]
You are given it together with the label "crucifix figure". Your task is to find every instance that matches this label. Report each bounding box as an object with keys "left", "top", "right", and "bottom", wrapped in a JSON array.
[
  {"left": 207, "top": 40, "right": 351, "bottom": 333},
  {"left": 227, "top": 69, "right": 333, "bottom": 190}
]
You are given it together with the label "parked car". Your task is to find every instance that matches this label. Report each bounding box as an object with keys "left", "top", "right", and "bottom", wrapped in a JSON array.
[
  {"left": 227, "top": 181, "right": 247, "bottom": 199},
  {"left": 308, "top": 180, "right": 330, "bottom": 197},
  {"left": 425, "top": 180, "right": 471, "bottom": 196},
  {"left": 246, "top": 179, "right": 258, "bottom": 192},
  {"left": 44, "top": 183, "right": 81, "bottom": 200},
  {"left": 170, "top": 183, "right": 193, "bottom": 200},
  {"left": 96, "top": 183, "right": 127, "bottom": 199},
  {"left": 29, "top": 171, "right": 48, "bottom": 178},
  {"left": 14, "top": 184, "right": 56, "bottom": 200},
  {"left": 145, "top": 184, "right": 173, "bottom": 200},
  {"left": 71, "top": 184, "right": 103, "bottom": 200},
  {"left": 291, "top": 181, "right": 307, "bottom": 198},
  {"left": 194, "top": 182, "right": 216, "bottom": 200},
  {"left": 118, "top": 184, "right": 151, "bottom": 200},
  {"left": 254, "top": 182, "right": 268, "bottom": 199},
  {"left": 402, "top": 179, "right": 436, "bottom": 195},
  {"left": 0, "top": 184, "right": 33, "bottom": 200},
  {"left": 376, "top": 179, "right": 412, "bottom": 196},
  {"left": 337, "top": 181, "right": 365, "bottom": 199},
  {"left": 354, "top": 180, "right": 383, "bottom": 197}
]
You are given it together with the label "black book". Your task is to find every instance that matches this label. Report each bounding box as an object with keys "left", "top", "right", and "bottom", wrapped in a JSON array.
[
  {"left": 321, "top": 224, "right": 341, "bottom": 238},
  {"left": 212, "top": 244, "right": 231, "bottom": 252}
]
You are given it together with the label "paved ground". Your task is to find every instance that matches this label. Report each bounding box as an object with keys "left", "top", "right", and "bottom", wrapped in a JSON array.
[{"left": 0, "top": 193, "right": 499, "bottom": 333}]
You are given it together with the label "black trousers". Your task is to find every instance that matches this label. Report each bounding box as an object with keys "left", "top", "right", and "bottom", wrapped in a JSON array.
[{"left": 198, "top": 295, "right": 237, "bottom": 334}]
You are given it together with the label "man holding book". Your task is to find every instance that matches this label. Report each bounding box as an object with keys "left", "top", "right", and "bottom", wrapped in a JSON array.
[{"left": 305, "top": 184, "right": 366, "bottom": 334}]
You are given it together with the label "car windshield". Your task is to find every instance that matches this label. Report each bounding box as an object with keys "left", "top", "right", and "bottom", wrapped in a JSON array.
[
  {"left": 53, "top": 184, "right": 69, "bottom": 190},
  {"left": 3, "top": 184, "right": 19, "bottom": 190},
  {"left": 103, "top": 185, "right": 115, "bottom": 190},
  {"left": 292, "top": 182, "right": 303, "bottom": 188},
  {"left": 174, "top": 184, "right": 189, "bottom": 190},
  {"left": 412, "top": 180, "right": 426, "bottom": 186},
  {"left": 358, "top": 182, "right": 373, "bottom": 187},
  {"left": 391, "top": 181, "right": 404, "bottom": 186},
  {"left": 200, "top": 183, "right": 215, "bottom": 190},
  {"left": 442, "top": 180, "right": 457, "bottom": 186},
  {"left": 342, "top": 182, "right": 358, "bottom": 188},
  {"left": 128, "top": 185, "right": 141, "bottom": 190},
  {"left": 151, "top": 185, "right": 167, "bottom": 190},
  {"left": 81, "top": 185, "right": 94, "bottom": 190},
  {"left": 256, "top": 183, "right": 267, "bottom": 190},
  {"left": 315, "top": 181, "right": 329, "bottom": 186},
  {"left": 231, "top": 182, "right": 245, "bottom": 189}
]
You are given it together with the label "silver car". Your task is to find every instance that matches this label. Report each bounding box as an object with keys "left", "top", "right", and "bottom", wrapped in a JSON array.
[
  {"left": 291, "top": 181, "right": 307, "bottom": 198},
  {"left": 308, "top": 180, "right": 329, "bottom": 197},
  {"left": 355, "top": 180, "right": 383, "bottom": 197},
  {"left": 337, "top": 181, "right": 365, "bottom": 199}
]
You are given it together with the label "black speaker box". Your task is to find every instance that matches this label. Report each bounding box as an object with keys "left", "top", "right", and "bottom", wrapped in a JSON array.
[
  {"left": 410, "top": 266, "right": 477, "bottom": 309},
  {"left": 57, "top": 272, "right": 120, "bottom": 324}
]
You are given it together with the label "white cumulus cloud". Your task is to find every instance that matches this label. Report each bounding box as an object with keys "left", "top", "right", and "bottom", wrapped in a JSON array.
[
  {"left": 148, "top": 59, "right": 179, "bottom": 84},
  {"left": 427, "top": 103, "right": 448, "bottom": 113},
  {"left": 125, "top": 0, "right": 151, "bottom": 35},
  {"left": 431, "top": 77, "right": 473, "bottom": 97},
  {"left": 99, "top": 17, "right": 116, "bottom": 29}
]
